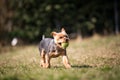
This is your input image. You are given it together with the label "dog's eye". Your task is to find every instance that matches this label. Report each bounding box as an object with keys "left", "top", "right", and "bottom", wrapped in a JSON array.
[
  {"left": 65, "top": 35, "right": 68, "bottom": 38},
  {"left": 60, "top": 37, "right": 63, "bottom": 39},
  {"left": 63, "top": 35, "right": 68, "bottom": 38}
]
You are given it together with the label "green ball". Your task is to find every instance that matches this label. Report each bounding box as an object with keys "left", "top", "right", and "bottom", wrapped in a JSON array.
[{"left": 61, "top": 42, "right": 69, "bottom": 49}]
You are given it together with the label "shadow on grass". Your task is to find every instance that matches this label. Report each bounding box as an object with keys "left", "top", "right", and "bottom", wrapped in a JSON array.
[
  {"left": 52, "top": 65, "right": 93, "bottom": 69},
  {"left": 72, "top": 65, "right": 93, "bottom": 69}
]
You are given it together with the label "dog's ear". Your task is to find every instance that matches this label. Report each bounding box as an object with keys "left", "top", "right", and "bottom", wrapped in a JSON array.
[
  {"left": 51, "top": 32, "right": 57, "bottom": 37},
  {"left": 61, "top": 28, "right": 66, "bottom": 34},
  {"left": 61, "top": 28, "right": 65, "bottom": 32}
]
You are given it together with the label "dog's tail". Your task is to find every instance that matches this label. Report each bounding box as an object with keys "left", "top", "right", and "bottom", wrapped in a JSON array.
[{"left": 42, "top": 35, "right": 45, "bottom": 40}]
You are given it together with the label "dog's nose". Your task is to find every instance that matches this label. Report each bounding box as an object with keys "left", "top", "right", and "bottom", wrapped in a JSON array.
[
  {"left": 65, "top": 38, "right": 69, "bottom": 42},
  {"left": 66, "top": 39, "right": 68, "bottom": 42}
]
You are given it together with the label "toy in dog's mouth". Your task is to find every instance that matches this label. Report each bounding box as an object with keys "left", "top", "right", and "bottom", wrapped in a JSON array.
[{"left": 58, "top": 42, "right": 69, "bottom": 49}]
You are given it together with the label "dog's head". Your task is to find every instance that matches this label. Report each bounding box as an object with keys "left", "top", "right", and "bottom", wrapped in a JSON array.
[{"left": 51, "top": 28, "right": 69, "bottom": 47}]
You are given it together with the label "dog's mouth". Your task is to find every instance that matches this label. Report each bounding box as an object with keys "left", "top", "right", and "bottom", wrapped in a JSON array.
[
  {"left": 58, "top": 42, "right": 68, "bottom": 46},
  {"left": 58, "top": 43, "right": 62, "bottom": 46}
]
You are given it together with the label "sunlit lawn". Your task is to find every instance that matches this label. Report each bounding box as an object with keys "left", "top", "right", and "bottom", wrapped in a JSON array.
[{"left": 0, "top": 35, "right": 120, "bottom": 80}]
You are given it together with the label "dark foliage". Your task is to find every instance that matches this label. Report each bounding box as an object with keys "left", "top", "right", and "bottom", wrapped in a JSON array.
[{"left": 0, "top": 0, "right": 120, "bottom": 43}]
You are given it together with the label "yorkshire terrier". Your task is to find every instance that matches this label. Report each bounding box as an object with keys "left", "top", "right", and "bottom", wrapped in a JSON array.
[{"left": 38, "top": 28, "right": 71, "bottom": 68}]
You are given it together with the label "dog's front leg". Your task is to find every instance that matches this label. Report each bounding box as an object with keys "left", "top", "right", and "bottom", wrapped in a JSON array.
[{"left": 62, "top": 55, "right": 71, "bottom": 68}]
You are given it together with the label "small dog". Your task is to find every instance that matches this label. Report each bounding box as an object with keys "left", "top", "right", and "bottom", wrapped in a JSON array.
[{"left": 38, "top": 28, "right": 71, "bottom": 68}]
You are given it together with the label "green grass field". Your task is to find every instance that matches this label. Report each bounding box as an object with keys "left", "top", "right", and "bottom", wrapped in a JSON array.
[{"left": 0, "top": 35, "right": 120, "bottom": 80}]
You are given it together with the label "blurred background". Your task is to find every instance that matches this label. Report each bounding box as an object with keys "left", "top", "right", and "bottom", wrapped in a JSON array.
[{"left": 0, "top": 0, "right": 120, "bottom": 46}]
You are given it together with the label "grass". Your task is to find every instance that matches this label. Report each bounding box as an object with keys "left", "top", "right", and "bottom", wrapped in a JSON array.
[{"left": 0, "top": 35, "right": 120, "bottom": 80}]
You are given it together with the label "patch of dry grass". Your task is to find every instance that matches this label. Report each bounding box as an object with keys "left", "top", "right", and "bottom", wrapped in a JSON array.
[{"left": 0, "top": 35, "right": 120, "bottom": 80}]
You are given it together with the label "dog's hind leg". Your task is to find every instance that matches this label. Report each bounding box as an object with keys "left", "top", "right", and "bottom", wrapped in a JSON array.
[
  {"left": 45, "top": 54, "right": 51, "bottom": 68},
  {"left": 40, "top": 49, "right": 46, "bottom": 68}
]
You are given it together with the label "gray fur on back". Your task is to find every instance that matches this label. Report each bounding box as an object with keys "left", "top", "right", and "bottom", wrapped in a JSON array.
[{"left": 39, "top": 38, "right": 57, "bottom": 54}]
